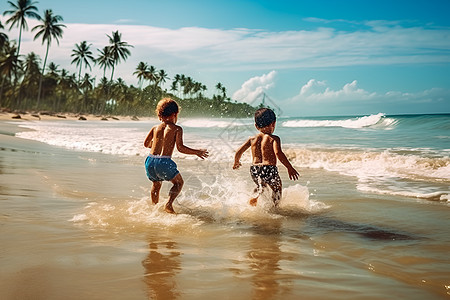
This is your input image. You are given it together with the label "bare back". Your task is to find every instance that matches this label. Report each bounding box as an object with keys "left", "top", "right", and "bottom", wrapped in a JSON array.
[
  {"left": 144, "top": 122, "right": 180, "bottom": 157},
  {"left": 250, "top": 133, "right": 278, "bottom": 165}
]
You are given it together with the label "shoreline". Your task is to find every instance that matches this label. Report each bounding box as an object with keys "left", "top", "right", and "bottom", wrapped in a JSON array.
[{"left": 0, "top": 110, "right": 151, "bottom": 122}]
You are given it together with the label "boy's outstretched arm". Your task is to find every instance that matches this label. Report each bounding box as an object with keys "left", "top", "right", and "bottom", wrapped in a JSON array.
[
  {"left": 144, "top": 127, "right": 154, "bottom": 148},
  {"left": 175, "top": 126, "right": 208, "bottom": 159},
  {"left": 273, "top": 136, "right": 299, "bottom": 180},
  {"left": 233, "top": 139, "right": 251, "bottom": 169}
]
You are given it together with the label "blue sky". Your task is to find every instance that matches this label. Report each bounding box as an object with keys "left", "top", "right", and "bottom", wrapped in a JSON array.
[{"left": 1, "top": 0, "right": 449, "bottom": 116}]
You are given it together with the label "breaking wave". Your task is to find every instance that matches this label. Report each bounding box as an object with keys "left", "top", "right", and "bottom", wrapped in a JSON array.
[
  {"left": 285, "top": 148, "right": 449, "bottom": 201},
  {"left": 282, "top": 113, "right": 396, "bottom": 129}
]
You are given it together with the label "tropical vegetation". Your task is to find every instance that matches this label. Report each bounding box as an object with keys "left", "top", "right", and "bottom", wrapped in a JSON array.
[{"left": 0, "top": 0, "right": 255, "bottom": 118}]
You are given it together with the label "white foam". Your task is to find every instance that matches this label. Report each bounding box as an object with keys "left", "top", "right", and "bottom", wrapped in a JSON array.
[
  {"left": 357, "top": 184, "right": 449, "bottom": 202},
  {"left": 286, "top": 148, "right": 450, "bottom": 182},
  {"left": 70, "top": 175, "right": 324, "bottom": 231},
  {"left": 286, "top": 147, "right": 449, "bottom": 201},
  {"left": 17, "top": 121, "right": 148, "bottom": 156},
  {"left": 282, "top": 113, "right": 394, "bottom": 129}
]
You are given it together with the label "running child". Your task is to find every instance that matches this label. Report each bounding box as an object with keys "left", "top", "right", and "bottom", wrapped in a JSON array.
[
  {"left": 144, "top": 98, "right": 208, "bottom": 213},
  {"left": 233, "top": 108, "right": 299, "bottom": 206}
]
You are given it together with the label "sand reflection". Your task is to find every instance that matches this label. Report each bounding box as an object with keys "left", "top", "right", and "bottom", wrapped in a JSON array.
[
  {"left": 142, "top": 239, "right": 181, "bottom": 299},
  {"left": 247, "top": 220, "right": 288, "bottom": 299}
]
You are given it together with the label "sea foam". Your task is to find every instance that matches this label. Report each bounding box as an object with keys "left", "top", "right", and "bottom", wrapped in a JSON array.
[
  {"left": 70, "top": 175, "right": 325, "bottom": 232},
  {"left": 282, "top": 113, "right": 395, "bottom": 129}
]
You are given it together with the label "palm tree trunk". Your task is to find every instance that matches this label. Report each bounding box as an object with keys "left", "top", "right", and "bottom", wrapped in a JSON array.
[
  {"left": 110, "top": 65, "right": 115, "bottom": 82},
  {"left": 17, "top": 26, "right": 22, "bottom": 56},
  {"left": 78, "top": 65, "right": 82, "bottom": 82},
  {"left": 37, "top": 43, "right": 50, "bottom": 109}
]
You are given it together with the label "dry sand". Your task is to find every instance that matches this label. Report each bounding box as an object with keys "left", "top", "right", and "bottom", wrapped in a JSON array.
[{"left": 0, "top": 110, "right": 149, "bottom": 122}]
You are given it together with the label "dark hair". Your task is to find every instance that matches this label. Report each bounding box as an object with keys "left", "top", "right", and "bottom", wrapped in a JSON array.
[
  {"left": 156, "top": 98, "right": 179, "bottom": 119},
  {"left": 254, "top": 108, "right": 276, "bottom": 128}
]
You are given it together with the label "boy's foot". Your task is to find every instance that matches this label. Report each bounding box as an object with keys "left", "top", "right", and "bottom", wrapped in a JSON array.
[
  {"left": 249, "top": 197, "right": 258, "bottom": 206},
  {"left": 164, "top": 204, "right": 176, "bottom": 214},
  {"left": 152, "top": 200, "right": 158, "bottom": 205}
]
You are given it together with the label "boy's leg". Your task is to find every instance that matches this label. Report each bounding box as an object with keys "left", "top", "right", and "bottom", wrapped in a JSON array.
[
  {"left": 249, "top": 183, "right": 265, "bottom": 206},
  {"left": 165, "top": 173, "right": 184, "bottom": 214},
  {"left": 267, "top": 181, "right": 282, "bottom": 207},
  {"left": 151, "top": 181, "right": 162, "bottom": 205}
]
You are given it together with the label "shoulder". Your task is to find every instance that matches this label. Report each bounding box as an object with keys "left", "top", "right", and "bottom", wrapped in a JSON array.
[
  {"left": 170, "top": 124, "right": 183, "bottom": 134},
  {"left": 153, "top": 123, "right": 164, "bottom": 131},
  {"left": 269, "top": 134, "right": 281, "bottom": 143},
  {"left": 148, "top": 125, "right": 158, "bottom": 134},
  {"left": 249, "top": 134, "right": 261, "bottom": 143}
]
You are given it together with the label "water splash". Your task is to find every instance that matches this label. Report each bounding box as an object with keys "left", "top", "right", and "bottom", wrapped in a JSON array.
[{"left": 70, "top": 177, "right": 327, "bottom": 232}]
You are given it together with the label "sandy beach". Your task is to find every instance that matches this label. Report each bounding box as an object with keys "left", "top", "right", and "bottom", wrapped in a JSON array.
[{"left": 0, "top": 110, "right": 146, "bottom": 122}]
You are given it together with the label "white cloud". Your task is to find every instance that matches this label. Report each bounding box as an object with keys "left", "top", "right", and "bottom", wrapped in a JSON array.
[
  {"left": 232, "top": 71, "right": 277, "bottom": 103},
  {"left": 3, "top": 16, "right": 449, "bottom": 76},
  {"left": 292, "top": 79, "right": 385, "bottom": 103},
  {"left": 300, "top": 79, "right": 327, "bottom": 96},
  {"left": 289, "top": 79, "right": 448, "bottom": 112}
]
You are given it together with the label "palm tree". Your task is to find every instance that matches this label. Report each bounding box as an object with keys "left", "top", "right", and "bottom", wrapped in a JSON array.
[
  {"left": 3, "top": 0, "right": 40, "bottom": 56},
  {"left": 173, "top": 74, "right": 183, "bottom": 97},
  {"left": 0, "top": 21, "right": 9, "bottom": 50},
  {"left": 46, "top": 62, "right": 59, "bottom": 77},
  {"left": 145, "top": 65, "right": 157, "bottom": 86},
  {"left": 170, "top": 80, "right": 178, "bottom": 95},
  {"left": 79, "top": 73, "right": 93, "bottom": 113},
  {"left": 96, "top": 46, "right": 114, "bottom": 79},
  {"left": 157, "top": 69, "right": 169, "bottom": 88},
  {"left": 22, "top": 51, "right": 40, "bottom": 77},
  {"left": 183, "top": 76, "right": 194, "bottom": 97},
  {"left": 221, "top": 86, "right": 227, "bottom": 100},
  {"left": 32, "top": 9, "right": 65, "bottom": 109},
  {"left": 56, "top": 68, "right": 71, "bottom": 111},
  {"left": 96, "top": 76, "right": 110, "bottom": 113},
  {"left": 0, "top": 41, "right": 20, "bottom": 106},
  {"left": 133, "top": 61, "right": 148, "bottom": 88},
  {"left": 106, "top": 30, "right": 133, "bottom": 82},
  {"left": 20, "top": 51, "right": 40, "bottom": 107},
  {"left": 71, "top": 41, "right": 94, "bottom": 82},
  {"left": 215, "top": 82, "right": 223, "bottom": 94}
]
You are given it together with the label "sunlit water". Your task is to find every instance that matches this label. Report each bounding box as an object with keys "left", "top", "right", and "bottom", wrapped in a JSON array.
[{"left": 1, "top": 113, "right": 449, "bottom": 299}]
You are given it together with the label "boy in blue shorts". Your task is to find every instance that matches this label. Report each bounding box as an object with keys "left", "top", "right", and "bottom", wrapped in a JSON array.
[
  {"left": 144, "top": 98, "right": 208, "bottom": 213},
  {"left": 233, "top": 108, "right": 299, "bottom": 207}
]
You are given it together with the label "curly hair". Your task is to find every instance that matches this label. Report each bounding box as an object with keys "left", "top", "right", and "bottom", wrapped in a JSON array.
[
  {"left": 155, "top": 98, "right": 179, "bottom": 119},
  {"left": 254, "top": 108, "right": 276, "bottom": 128}
]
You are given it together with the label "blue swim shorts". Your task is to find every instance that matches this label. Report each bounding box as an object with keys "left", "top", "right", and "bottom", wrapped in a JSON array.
[{"left": 145, "top": 154, "right": 180, "bottom": 182}]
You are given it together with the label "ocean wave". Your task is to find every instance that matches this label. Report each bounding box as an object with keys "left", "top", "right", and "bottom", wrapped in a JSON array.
[
  {"left": 285, "top": 147, "right": 449, "bottom": 201},
  {"left": 16, "top": 121, "right": 147, "bottom": 156},
  {"left": 286, "top": 148, "right": 450, "bottom": 181},
  {"left": 356, "top": 185, "right": 449, "bottom": 202},
  {"left": 282, "top": 113, "right": 396, "bottom": 129}
]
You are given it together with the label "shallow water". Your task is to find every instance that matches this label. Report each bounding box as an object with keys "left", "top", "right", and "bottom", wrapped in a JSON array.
[{"left": 1, "top": 117, "right": 449, "bottom": 299}]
